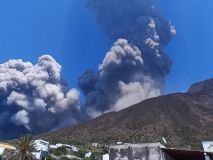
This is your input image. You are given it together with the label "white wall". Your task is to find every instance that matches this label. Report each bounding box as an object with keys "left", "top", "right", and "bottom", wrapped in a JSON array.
[{"left": 0, "top": 147, "right": 5, "bottom": 156}]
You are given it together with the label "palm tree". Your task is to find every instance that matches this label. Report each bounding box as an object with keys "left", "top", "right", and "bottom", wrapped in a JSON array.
[{"left": 6, "top": 134, "right": 36, "bottom": 160}]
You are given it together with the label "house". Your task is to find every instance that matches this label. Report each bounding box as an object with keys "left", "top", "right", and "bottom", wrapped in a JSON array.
[
  {"left": 100, "top": 154, "right": 109, "bottom": 160},
  {"left": 49, "top": 144, "right": 58, "bottom": 149},
  {"left": 109, "top": 142, "right": 213, "bottom": 160},
  {"left": 0, "top": 147, "right": 4, "bottom": 156},
  {"left": 49, "top": 143, "right": 79, "bottom": 152},
  {"left": 92, "top": 143, "right": 100, "bottom": 147},
  {"left": 202, "top": 141, "right": 213, "bottom": 160},
  {"left": 34, "top": 140, "right": 49, "bottom": 152},
  {"left": 85, "top": 151, "right": 92, "bottom": 158},
  {"left": 202, "top": 141, "right": 213, "bottom": 153},
  {"left": 32, "top": 151, "right": 49, "bottom": 160},
  {"left": 32, "top": 140, "right": 49, "bottom": 160},
  {"left": 116, "top": 142, "right": 123, "bottom": 145},
  {"left": 109, "top": 142, "right": 165, "bottom": 160}
]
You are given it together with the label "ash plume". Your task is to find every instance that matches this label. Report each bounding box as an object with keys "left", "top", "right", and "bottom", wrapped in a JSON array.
[
  {"left": 87, "top": 0, "right": 175, "bottom": 79},
  {"left": 79, "top": 39, "right": 161, "bottom": 117},
  {"left": 0, "top": 55, "right": 82, "bottom": 139},
  {"left": 79, "top": 0, "right": 176, "bottom": 116}
]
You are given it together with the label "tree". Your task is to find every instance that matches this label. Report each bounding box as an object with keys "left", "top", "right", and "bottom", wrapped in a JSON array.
[
  {"left": 7, "top": 134, "right": 36, "bottom": 160},
  {"left": 75, "top": 149, "right": 87, "bottom": 158}
]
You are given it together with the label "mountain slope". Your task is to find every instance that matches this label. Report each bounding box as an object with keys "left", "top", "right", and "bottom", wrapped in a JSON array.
[{"left": 40, "top": 79, "right": 213, "bottom": 148}]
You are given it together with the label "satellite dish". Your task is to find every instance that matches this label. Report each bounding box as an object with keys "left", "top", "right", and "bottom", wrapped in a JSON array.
[{"left": 162, "top": 137, "right": 167, "bottom": 144}]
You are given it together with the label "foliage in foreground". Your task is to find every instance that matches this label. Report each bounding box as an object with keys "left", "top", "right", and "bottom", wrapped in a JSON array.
[{"left": 6, "top": 134, "right": 36, "bottom": 160}]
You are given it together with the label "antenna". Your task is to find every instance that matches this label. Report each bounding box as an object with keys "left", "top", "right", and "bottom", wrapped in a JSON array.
[{"left": 162, "top": 137, "right": 167, "bottom": 144}]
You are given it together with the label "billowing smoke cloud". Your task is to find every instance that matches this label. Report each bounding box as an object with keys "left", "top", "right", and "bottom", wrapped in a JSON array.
[
  {"left": 79, "top": 39, "right": 161, "bottom": 117},
  {"left": 87, "top": 0, "right": 175, "bottom": 79},
  {"left": 79, "top": 0, "right": 176, "bottom": 116},
  {"left": 0, "top": 55, "right": 83, "bottom": 139}
]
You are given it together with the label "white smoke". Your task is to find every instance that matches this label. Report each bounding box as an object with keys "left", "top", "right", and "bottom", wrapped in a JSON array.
[
  {"left": 33, "top": 98, "right": 47, "bottom": 111},
  {"left": 11, "top": 110, "right": 30, "bottom": 129},
  {"left": 7, "top": 92, "right": 30, "bottom": 109},
  {"left": 112, "top": 79, "right": 161, "bottom": 112},
  {"left": 0, "top": 55, "right": 81, "bottom": 138}
]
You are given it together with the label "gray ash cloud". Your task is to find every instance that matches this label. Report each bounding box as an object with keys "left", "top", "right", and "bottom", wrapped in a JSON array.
[
  {"left": 79, "top": 39, "right": 162, "bottom": 117},
  {"left": 0, "top": 55, "right": 83, "bottom": 139},
  {"left": 87, "top": 0, "right": 175, "bottom": 79},
  {"left": 79, "top": 0, "right": 176, "bottom": 116}
]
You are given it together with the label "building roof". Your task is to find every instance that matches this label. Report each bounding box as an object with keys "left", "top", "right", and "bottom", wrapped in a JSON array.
[
  {"left": 202, "top": 141, "right": 213, "bottom": 152},
  {"left": 110, "top": 142, "right": 164, "bottom": 149},
  {"left": 162, "top": 148, "right": 212, "bottom": 160},
  {"left": 34, "top": 139, "right": 49, "bottom": 144}
]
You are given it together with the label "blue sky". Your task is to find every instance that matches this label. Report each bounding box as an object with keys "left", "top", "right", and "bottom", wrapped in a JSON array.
[
  {"left": 0, "top": 0, "right": 212, "bottom": 94},
  {"left": 161, "top": 0, "right": 213, "bottom": 93},
  {"left": 0, "top": 0, "right": 110, "bottom": 89}
]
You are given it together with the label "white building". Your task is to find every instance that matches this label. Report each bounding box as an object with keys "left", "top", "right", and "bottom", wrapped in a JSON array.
[
  {"left": 49, "top": 143, "right": 79, "bottom": 152},
  {"left": 102, "top": 154, "right": 109, "bottom": 160},
  {"left": 34, "top": 140, "right": 49, "bottom": 152},
  {"left": 85, "top": 151, "right": 92, "bottom": 158},
  {"left": 92, "top": 143, "right": 99, "bottom": 147},
  {"left": 202, "top": 141, "right": 213, "bottom": 152},
  {"left": 32, "top": 151, "right": 49, "bottom": 160},
  {"left": 32, "top": 140, "right": 49, "bottom": 160},
  {"left": 0, "top": 147, "right": 5, "bottom": 156},
  {"left": 202, "top": 141, "right": 213, "bottom": 160},
  {"left": 116, "top": 142, "right": 123, "bottom": 145},
  {"left": 109, "top": 142, "right": 213, "bottom": 160}
]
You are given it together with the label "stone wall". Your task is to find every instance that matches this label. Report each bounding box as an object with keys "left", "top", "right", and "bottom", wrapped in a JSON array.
[{"left": 109, "top": 143, "right": 166, "bottom": 160}]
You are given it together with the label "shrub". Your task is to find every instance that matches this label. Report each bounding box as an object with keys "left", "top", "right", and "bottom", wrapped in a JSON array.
[
  {"left": 53, "top": 147, "right": 68, "bottom": 156},
  {"left": 75, "top": 149, "right": 87, "bottom": 158},
  {"left": 60, "top": 156, "right": 72, "bottom": 160}
]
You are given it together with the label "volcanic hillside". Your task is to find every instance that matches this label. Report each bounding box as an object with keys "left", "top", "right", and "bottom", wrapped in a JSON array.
[{"left": 40, "top": 79, "right": 213, "bottom": 148}]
